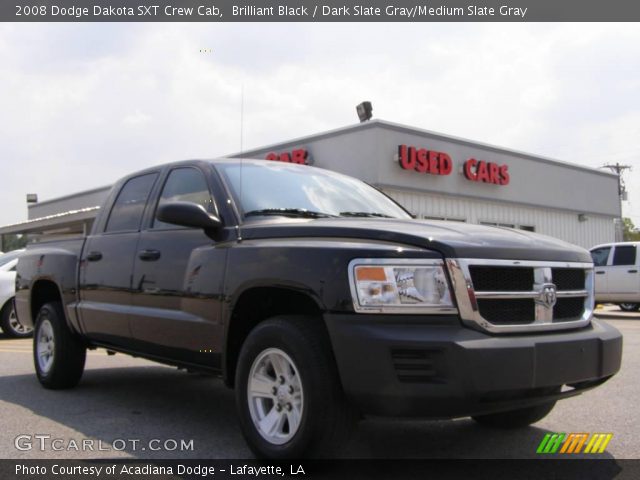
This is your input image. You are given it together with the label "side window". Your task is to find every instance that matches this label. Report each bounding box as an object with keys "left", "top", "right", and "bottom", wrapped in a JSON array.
[
  {"left": 154, "top": 167, "right": 213, "bottom": 229},
  {"left": 105, "top": 173, "right": 158, "bottom": 233},
  {"left": 612, "top": 246, "right": 636, "bottom": 266},
  {"left": 590, "top": 247, "right": 611, "bottom": 267}
]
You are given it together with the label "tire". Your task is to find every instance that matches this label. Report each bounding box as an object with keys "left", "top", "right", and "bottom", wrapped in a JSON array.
[
  {"left": 619, "top": 303, "right": 640, "bottom": 312},
  {"left": 33, "top": 302, "right": 86, "bottom": 389},
  {"left": 1, "top": 300, "right": 33, "bottom": 338},
  {"left": 472, "top": 401, "right": 557, "bottom": 428},
  {"left": 235, "top": 316, "right": 357, "bottom": 459}
]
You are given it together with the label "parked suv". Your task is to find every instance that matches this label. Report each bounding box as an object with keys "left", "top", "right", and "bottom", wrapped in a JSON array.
[{"left": 590, "top": 241, "right": 640, "bottom": 311}]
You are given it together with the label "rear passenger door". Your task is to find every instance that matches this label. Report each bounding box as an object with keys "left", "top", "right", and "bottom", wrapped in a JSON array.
[
  {"left": 607, "top": 245, "right": 640, "bottom": 301},
  {"left": 78, "top": 173, "right": 158, "bottom": 344},
  {"left": 129, "top": 166, "right": 222, "bottom": 367}
]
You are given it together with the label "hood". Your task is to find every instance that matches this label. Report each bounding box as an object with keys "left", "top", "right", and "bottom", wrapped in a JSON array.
[{"left": 240, "top": 217, "right": 592, "bottom": 262}]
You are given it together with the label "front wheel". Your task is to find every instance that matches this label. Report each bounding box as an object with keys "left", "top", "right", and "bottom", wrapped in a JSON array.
[
  {"left": 34, "top": 302, "right": 86, "bottom": 389},
  {"left": 619, "top": 303, "right": 640, "bottom": 312},
  {"left": 472, "top": 401, "right": 557, "bottom": 428},
  {"left": 235, "top": 316, "right": 357, "bottom": 458},
  {"left": 1, "top": 300, "right": 33, "bottom": 338}
]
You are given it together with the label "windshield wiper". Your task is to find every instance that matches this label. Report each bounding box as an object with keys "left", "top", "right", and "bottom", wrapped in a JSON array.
[
  {"left": 244, "top": 208, "right": 336, "bottom": 219},
  {"left": 339, "top": 211, "right": 393, "bottom": 218}
]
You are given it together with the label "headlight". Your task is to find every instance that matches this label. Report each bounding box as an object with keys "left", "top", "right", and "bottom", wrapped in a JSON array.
[{"left": 348, "top": 259, "right": 456, "bottom": 314}]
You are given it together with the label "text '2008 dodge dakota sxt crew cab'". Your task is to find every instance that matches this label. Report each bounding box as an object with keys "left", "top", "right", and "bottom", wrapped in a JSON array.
[{"left": 15, "top": 159, "right": 622, "bottom": 458}]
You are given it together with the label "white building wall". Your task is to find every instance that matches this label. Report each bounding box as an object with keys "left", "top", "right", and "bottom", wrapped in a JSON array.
[{"left": 383, "top": 188, "right": 615, "bottom": 249}]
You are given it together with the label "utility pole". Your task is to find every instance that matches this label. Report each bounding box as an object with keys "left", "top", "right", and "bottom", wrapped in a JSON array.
[
  {"left": 601, "top": 163, "right": 631, "bottom": 198},
  {"left": 601, "top": 163, "right": 632, "bottom": 241}
]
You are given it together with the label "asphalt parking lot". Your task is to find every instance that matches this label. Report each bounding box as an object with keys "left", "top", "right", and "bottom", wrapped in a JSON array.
[{"left": 0, "top": 306, "right": 638, "bottom": 460}]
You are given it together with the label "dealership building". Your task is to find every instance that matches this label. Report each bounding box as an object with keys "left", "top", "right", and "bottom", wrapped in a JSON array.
[{"left": 0, "top": 120, "right": 621, "bottom": 250}]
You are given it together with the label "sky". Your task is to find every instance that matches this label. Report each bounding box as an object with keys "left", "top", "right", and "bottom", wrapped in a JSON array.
[{"left": 0, "top": 22, "right": 639, "bottom": 228}]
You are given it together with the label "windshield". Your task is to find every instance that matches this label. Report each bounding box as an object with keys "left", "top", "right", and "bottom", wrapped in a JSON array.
[{"left": 217, "top": 162, "right": 411, "bottom": 220}]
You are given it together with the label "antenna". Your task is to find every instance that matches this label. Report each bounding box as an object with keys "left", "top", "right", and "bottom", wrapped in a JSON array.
[
  {"left": 238, "top": 84, "right": 245, "bottom": 241},
  {"left": 240, "top": 84, "right": 244, "bottom": 154}
]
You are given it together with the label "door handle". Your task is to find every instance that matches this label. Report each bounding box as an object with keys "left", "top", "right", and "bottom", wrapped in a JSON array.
[
  {"left": 595, "top": 271, "right": 605, "bottom": 275},
  {"left": 86, "top": 251, "right": 103, "bottom": 262},
  {"left": 138, "top": 249, "right": 161, "bottom": 261},
  {"left": 628, "top": 270, "right": 638, "bottom": 273}
]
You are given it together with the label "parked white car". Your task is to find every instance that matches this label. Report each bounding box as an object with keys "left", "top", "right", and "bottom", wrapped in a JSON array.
[
  {"left": 0, "top": 249, "right": 32, "bottom": 337},
  {"left": 590, "top": 241, "right": 640, "bottom": 311}
]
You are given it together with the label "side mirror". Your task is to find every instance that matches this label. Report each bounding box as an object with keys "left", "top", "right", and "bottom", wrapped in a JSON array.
[{"left": 156, "top": 201, "right": 222, "bottom": 230}]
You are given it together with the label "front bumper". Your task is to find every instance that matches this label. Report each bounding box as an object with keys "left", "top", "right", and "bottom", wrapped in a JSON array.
[{"left": 324, "top": 314, "right": 622, "bottom": 418}]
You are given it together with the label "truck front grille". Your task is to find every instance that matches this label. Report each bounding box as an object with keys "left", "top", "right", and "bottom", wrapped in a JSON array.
[
  {"left": 476, "top": 298, "right": 535, "bottom": 325},
  {"left": 551, "top": 268, "right": 586, "bottom": 290},
  {"left": 469, "top": 266, "right": 533, "bottom": 291},
  {"left": 447, "top": 259, "right": 594, "bottom": 334},
  {"left": 554, "top": 297, "right": 586, "bottom": 321}
]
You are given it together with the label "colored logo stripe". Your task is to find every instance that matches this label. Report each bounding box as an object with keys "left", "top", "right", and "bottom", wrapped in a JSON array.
[
  {"left": 537, "top": 433, "right": 566, "bottom": 454},
  {"left": 537, "top": 433, "right": 613, "bottom": 454},
  {"left": 584, "top": 433, "right": 613, "bottom": 454},
  {"left": 559, "top": 433, "right": 588, "bottom": 454}
]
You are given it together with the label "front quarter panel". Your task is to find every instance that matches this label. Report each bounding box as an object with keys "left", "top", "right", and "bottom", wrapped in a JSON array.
[{"left": 224, "top": 238, "right": 443, "bottom": 318}]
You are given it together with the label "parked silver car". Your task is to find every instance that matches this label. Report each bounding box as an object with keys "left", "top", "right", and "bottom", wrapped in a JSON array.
[{"left": 0, "top": 249, "right": 32, "bottom": 337}]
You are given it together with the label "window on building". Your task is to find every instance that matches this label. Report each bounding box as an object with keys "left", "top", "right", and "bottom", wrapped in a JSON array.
[
  {"left": 519, "top": 225, "right": 535, "bottom": 232},
  {"left": 105, "top": 173, "right": 158, "bottom": 233},
  {"left": 612, "top": 245, "right": 636, "bottom": 266},
  {"left": 480, "top": 221, "right": 515, "bottom": 228},
  {"left": 154, "top": 167, "right": 213, "bottom": 229},
  {"left": 590, "top": 247, "right": 611, "bottom": 267},
  {"left": 423, "top": 216, "right": 466, "bottom": 222}
]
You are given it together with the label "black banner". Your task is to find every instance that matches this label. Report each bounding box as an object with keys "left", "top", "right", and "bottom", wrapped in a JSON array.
[
  {"left": 3, "top": 0, "right": 640, "bottom": 22},
  {"left": 1, "top": 459, "right": 639, "bottom": 480}
]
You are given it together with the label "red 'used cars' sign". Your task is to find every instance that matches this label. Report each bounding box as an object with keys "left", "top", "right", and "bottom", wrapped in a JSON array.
[
  {"left": 398, "top": 144, "right": 453, "bottom": 176},
  {"left": 266, "top": 149, "right": 309, "bottom": 164},
  {"left": 397, "top": 144, "right": 509, "bottom": 186},
  {"left": 463, "top": 158, "right": 510, "bottom": 185}
]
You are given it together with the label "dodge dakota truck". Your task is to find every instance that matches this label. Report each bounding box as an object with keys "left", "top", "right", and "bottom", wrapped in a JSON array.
[{"left": 15, "top": 159, "right": 622, "bottom": 458}]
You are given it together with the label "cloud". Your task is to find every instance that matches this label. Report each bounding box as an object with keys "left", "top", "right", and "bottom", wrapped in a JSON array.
[{"left": 0, "top": 22, "right": 638, "bottom": 228}]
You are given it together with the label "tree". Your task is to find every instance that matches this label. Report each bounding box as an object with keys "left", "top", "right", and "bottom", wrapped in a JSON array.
[
  {"left": 622, "top": 218, "right": 640, "bottom": 241},
  {"left": 1, "top": 234, "right": 28, "bottom": 252}
]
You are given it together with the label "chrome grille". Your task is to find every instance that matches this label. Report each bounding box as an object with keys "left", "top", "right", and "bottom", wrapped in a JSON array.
[{"left": 447, "top": 259, "right": 594, "bottom": 334}]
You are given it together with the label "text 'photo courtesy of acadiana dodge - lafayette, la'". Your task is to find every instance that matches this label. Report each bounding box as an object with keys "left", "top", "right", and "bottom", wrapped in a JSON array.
[
  {"left": 15, "top": 463, "right": 305, "bottom": 476},
  {"left": 39, "top": 4, "right": 529, "bottom": 19}
]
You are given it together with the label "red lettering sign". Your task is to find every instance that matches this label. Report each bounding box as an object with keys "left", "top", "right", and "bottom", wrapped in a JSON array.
[
  {"left": 463, "top": 158, "right": 509, "bottom": 185},
  {"left": 265, "top": 149, "right": 309, "bottom": 165},
  {"left": 398, "top": 145, "right": 452, "bottom": 176}
]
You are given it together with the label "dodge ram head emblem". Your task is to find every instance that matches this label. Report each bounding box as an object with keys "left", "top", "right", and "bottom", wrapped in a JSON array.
[{"left": 536, "top": 283, "right": 558, "bottom": 309}]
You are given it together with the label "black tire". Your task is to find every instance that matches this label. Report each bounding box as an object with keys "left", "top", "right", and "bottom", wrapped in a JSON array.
[
  {"left": 619, "top": 303, "right": 640, "bottom": 312},
  {"left": 33, "top": 302, "right": 86, "bottom": 389},
  {"left": 472, "top": 401, "right": 557, "bottom": 428},
  {"left": 0, "top": 300, "right": 33, "bottom": 338},
  {"left": 235, "top": 316, "right": 357, "bottom": 459}
]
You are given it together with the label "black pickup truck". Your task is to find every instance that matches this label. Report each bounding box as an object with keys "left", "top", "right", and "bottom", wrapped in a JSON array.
[{"left": 16, "top": 159, "right": 622, "bottom": 458}]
